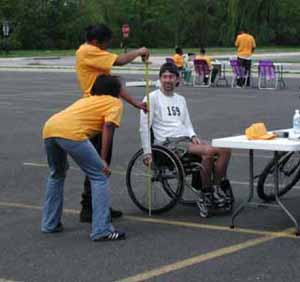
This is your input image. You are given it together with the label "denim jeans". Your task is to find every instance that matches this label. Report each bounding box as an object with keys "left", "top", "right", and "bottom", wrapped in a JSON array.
[
  {"left": 81, "top": 134, "right": 113, "bottom": 212},
  {"left": 41, "top": 137, "right": 114, "bottom": 240}
]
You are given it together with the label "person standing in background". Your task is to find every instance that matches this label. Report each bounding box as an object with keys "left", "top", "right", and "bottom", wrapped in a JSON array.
[
  {"left": 235, "top": 29, "right": 256, "bottom": 87},
  {"left": 76, "top": 23, "right": 149, "bottom": 223}
]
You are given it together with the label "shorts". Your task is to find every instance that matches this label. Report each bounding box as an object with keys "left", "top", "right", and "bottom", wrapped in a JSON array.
[{"left": 162, "top": 137, "right": 191, "bottom": 158}]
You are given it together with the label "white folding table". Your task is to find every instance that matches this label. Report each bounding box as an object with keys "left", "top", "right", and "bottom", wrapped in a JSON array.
[{"left": 212, "top": 129, "right": 300, "bottom": 234}]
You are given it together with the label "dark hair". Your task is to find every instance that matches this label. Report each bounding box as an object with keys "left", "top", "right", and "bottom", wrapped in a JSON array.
[
  {"left": 159, "top": 62, "right": 179, "bottom": 77},
  {"left": 175, "top": 47, "right": 183, "bottom": 55},
  {"left": 85, "top": 24, "right": 113, "bottom": 43},
  {"left": 91, "top": 75, "right": 121, "bottom": 98},
  {"left": 200, "top": 48, "right": 206, "bottom": 54}
]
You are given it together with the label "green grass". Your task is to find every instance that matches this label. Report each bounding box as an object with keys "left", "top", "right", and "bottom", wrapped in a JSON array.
[{"left": 1, "top": 46, "right": 300, "bottom": 58}]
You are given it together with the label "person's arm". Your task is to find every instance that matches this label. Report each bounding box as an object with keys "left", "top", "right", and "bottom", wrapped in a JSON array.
[
  {"left": 182, "top": 99, "right": 196, "bottom": 139},
  {"left": 140, "top": 95, "right": 154, "bottom": 157},
  {"left": 101, "top": 122, "right": 116, "bottom": 164},
  {"left": 235, "top": 36, "right": 239, "bottom": 48},
  {"left": 114, "top": 47, "right": 149, "bottom": 66},
  {"left": 119, "top": 88, "right": 147, "bottom": 112},
  {"left": 252, "top": 37, "right": 256, "bottom": 53}
]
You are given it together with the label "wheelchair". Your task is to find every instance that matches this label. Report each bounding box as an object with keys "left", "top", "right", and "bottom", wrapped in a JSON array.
[{"left": 126, "top": 143, "right": 234, "bottom": 217}]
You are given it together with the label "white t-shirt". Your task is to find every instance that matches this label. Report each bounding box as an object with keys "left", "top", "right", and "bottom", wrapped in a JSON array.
[{"left": 140, "top": 89, "right": 196, "bottom": 154}]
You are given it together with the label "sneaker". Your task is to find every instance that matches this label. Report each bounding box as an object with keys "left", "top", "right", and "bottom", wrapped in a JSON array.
[
  {"left": 211, "top": 187, "right": 226, "bottom": 208},
  {"left": 42, "top": 222, "right": 64, "bottom": 233},
  {"left": 220, "top": 179, "right": 235, "bottom": 204},
  {"left": 93, "top": 231, "right": 126, "bottom": 242},
  {"left": 196, "top": 193, "right": 209, "bottom": 218}
]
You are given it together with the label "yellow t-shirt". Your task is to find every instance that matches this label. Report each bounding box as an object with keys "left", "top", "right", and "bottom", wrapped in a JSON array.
[
  {"left": 43, "top": 95, "right": 123, "bottom": 141},
  {"left": 172, "top": 54, "right": 184, "bottom": 68},
  {"left": 76, "top": 43, "right": 118, "bottom": 97},
  {"left": 235, "top": 33, "right": 256, "bottom": 58},
  {"left": 195, "top": 55, "right": 212, "bottom": 66}
]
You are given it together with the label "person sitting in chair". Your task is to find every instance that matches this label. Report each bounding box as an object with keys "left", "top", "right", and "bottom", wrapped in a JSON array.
[
  {"left": 139, "top": 63, "right": 233, "bottom": 216},
  {"left": 172, "top": 47, "right": 185, "bottom": 70},
  {"left": 196, "top": 48, "right": 219, "bottom": 84}
]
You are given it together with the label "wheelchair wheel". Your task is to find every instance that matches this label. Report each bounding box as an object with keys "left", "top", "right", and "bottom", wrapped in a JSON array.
[
  {"left": 256, "top": 152, "right": 300, "bottom": 202},
  {"left": 126, "top": 145, "right": 184, "bottom": 214}
]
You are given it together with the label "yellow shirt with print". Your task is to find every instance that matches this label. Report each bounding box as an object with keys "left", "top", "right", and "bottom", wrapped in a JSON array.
[
  {"left": 76, "top": 43, "right": 118, "bottom": 97},
  {"left": 172, "top": 54, "right": 184, "bottom": 68},
  {"left": 43, "top": 95, "right": 123, "bottom": 141},
  {"left": 235, "top": 33, "right": 256, "bottom": 58},
  {"left": 195, "top": 55, "right": 212, "bottom": 66}
]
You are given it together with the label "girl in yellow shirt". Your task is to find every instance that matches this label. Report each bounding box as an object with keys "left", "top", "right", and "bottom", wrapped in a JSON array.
[{"left": 41, "top": 75, "right": 126, "bottom": 241}]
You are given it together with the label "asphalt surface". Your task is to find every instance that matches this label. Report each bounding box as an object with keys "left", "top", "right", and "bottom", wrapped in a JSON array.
[{"left": 1, "top": 70, "right": 300, "bottom": 282}]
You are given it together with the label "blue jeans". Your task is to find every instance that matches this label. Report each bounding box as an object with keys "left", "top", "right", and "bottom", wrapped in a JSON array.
[{"left": 41, "top": 137, "right": 114, "bottom": 240}]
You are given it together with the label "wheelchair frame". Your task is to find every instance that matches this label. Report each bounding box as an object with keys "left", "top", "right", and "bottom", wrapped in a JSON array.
[{"left": 126, "top": 144, "right": 232, "bottom": 216}]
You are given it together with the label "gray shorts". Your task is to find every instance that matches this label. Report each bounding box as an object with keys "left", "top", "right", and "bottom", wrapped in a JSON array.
[
  {"left": 162, "top": 137, "right": 211, "bottom": 158},
  {"left": 162, "top": 137, "right": 191, "bottom": 158}
]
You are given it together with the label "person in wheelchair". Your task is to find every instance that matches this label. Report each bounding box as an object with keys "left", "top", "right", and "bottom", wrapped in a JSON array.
[{"left": 140, "top": 62, "right": 233, "bottom": 216}]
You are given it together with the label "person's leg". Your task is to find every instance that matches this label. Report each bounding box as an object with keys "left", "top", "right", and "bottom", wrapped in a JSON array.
[
  {"left": 212, "top": 148, "right": 231, "bottom": 182},
  {"left": 80, "top": 135, "right": 100, "bottom": 222},
  {"left": 41, "top": 138, "right": 69, "bottom": 232},
  {"left": 212, "top": 147, "right": 234, "bottom": 202},
  {"left": 80, "top": 134, "right": 121, "bottom": 222},
  {"left": 57, "top": 138, "right": 117, "bottom": 240},
  {"left": 211, "top": 67, "right": 219, "bottom": 83},
  {"left": 188, "top": 142, "right": 226, "bottom": 207},
  {"left": 245, "top": 59, "right": 252, "bottom": 86},
  {"left": 188, "top": 142, "right": 215, "bottom": 188}
]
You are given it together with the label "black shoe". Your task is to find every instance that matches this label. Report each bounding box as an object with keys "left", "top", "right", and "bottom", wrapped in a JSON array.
[
  {"left": 93, "top": 230, "right": 126, "bottom": 242},
  {"left": 220, "top": 179, "right": 235, "bottom": 204},
  {"left": 79, "top": 208, "right": 92, "bottom": 223},
  {"left": 80, "top": 207, "right": 122, "bottom": 223},
  {"left": 110, "top": 208, "right": 123, "bottom": 218},
  {"left": 42, "top": 222, "right": 64, "bottom": 233}
]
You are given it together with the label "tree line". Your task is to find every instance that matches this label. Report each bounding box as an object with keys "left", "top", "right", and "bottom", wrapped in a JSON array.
[{"left": 0, "top": 0, "right": 299, "bottom": 50}]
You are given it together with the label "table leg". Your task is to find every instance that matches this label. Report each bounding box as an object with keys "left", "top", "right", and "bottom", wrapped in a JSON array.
[
  {"left": 231, "top": 149, "right": 255, "bottom": 228},
  {"left": 273, "top": 151, "right": 300, "bottom": 235}
]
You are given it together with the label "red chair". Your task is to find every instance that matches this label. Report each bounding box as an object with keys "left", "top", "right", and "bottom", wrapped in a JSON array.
[{"left": 193, "top": 59, "right": 212, "bottom": 87}]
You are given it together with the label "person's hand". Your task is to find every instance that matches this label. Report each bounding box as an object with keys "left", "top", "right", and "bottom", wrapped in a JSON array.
[
  {"left": 143, "top": 153, "right": 152, "bottom": 167},
  {"left": 135, "top": 101, "right": 148, "bottom": 113},
  {"left": 102, "top": 160, "right": 111, "bottom": 177},
  {"left": 191, "top": 136, "right": 201, "bottom": 144},
  {"left": 139, "top": 47, "right": 150, "bottom": 62}
]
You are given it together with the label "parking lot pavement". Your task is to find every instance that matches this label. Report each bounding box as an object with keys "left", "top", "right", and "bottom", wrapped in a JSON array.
[{"left": 1, "top": 71, "right": 300, "bottom": 282}]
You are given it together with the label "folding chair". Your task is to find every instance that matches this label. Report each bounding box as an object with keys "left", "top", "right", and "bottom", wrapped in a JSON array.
[
  {"left": 166, "top": 57, "right": 175, "bottom": 64},
  {"left": 193, "top": 59, "right": 212, "bottom": 87},
  {"left": 230, "top": 59, "right": 249, "bottom": 88},
  {"left": 258, "top": 60, "right": 278, "bottom": 90}
]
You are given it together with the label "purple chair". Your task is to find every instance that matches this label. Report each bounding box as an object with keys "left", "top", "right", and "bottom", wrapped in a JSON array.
[
  {"left": 166, "top": 57, "right": 175, "bottom": 64},
  {"left": 258, "top": 60, "right": 278, "bottom": 89},
  {"left": 229, "top": 59, "right": 249, "bottom": 88},
  {"left": 193, "top": 59, "right": 212, "bottom": 87}
]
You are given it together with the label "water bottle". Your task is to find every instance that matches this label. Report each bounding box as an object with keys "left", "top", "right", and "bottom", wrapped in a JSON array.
[{"left": 293, "top": 109, "right": 300, "bottom": 136}]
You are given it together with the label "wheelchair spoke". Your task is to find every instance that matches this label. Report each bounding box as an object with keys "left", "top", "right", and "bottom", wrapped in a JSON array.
[{"left": 126, "top": 146, "right": 184, "bottom": 214}]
